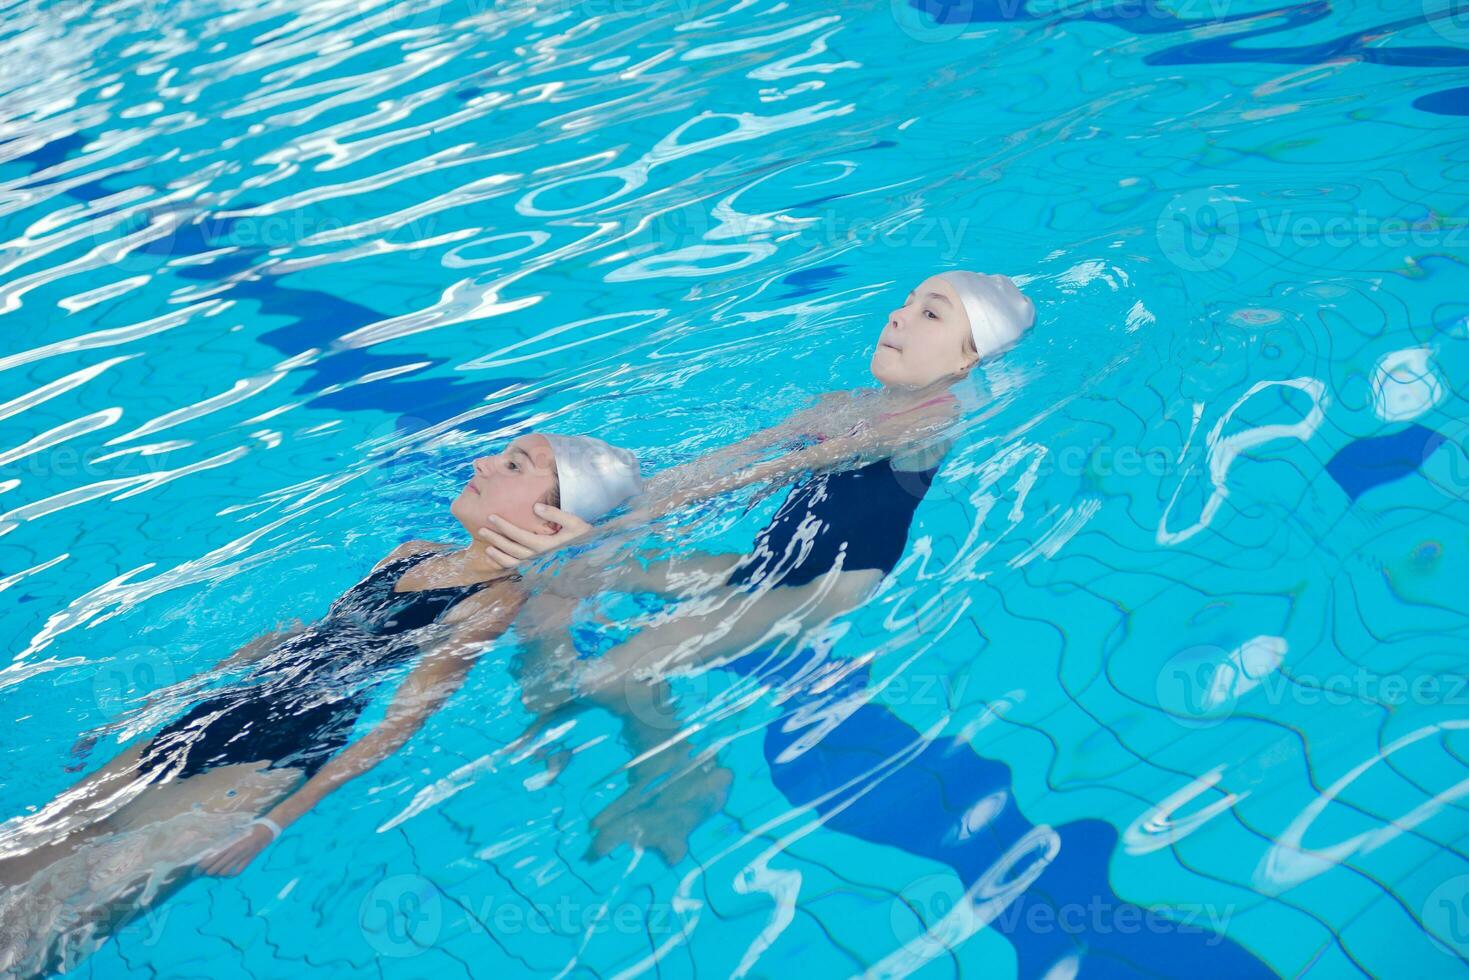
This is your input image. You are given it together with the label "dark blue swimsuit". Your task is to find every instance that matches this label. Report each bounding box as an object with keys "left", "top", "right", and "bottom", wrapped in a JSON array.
[
  {"left": 135, "top": 551, "right": 491, "bottom": 782},
  {"left": 702, "top": 452, "right": 1274, "bottom": 977},
  {"left": 724, "top": 456, "right": 940, "bottom": 588}
]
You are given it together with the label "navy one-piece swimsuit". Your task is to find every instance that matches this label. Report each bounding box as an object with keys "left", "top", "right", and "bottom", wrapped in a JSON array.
[
  {"left": 135, "top": 551, "right": 492, "bottom": 782},
  {"left": 724, "top": 455, "right": 940, "bottom": 589}
]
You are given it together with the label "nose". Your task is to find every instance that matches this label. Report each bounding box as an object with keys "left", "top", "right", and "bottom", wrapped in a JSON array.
[{"left": 473, "top": 457, "right": 489, "bottom": 478}]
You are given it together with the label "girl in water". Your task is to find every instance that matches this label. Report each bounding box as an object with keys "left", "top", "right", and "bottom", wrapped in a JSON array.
[
  {"left": 0, "top": 432, "right": 642, "bottom": 977},
  {"left": 479, "top": 270, "right": 1036, "bottom": 857},
  {"left": 471, "top": 273, "right": 1273, "bottom": 977}
]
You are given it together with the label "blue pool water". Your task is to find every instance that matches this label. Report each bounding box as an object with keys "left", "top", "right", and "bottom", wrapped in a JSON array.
[{"left": 2, "top": 0, "right": 1468, "bottom": 974}]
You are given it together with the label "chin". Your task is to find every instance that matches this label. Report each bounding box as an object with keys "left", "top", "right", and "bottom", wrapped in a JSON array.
[{"left": 449, "top": 494, "right": 472, "bottom": 527}]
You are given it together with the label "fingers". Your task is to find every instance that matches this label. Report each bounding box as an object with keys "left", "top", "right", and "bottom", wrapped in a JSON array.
[
  {"left": 534, "top": 504, "right": 590, "bottom": 534},
  {"left": 201, "top": 844, "right": 252, "bottom": 877},
  {"left": 485, "top": 515, "right": 555, "bottom": 549},
  {"left": 197, "top": 829, "right": 266, "bottom": 876},
  {"left": 197, "top": 849, "right": 228, "bottom": 876},
  {"left": 655, "top": 837, "right": 687, "bottom": 867},
  {"left": 474, "top": 524, "right": 534, "bottom": 559},
  {"left": 584, "top": 826, "right": 619, "bottom": 863},
  {"left": 483, "top": 546, "right": 520, "bottom": 568}
]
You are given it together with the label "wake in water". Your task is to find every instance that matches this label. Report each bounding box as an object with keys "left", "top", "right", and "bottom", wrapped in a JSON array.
[{"left": 0, "top": 808, "right": 255, "bottom": 977}]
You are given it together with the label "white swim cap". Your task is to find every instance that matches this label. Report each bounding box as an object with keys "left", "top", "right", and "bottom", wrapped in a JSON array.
[
  {"left": 540, "top": 433, "right": 643, "bottom": 523},
  {"left": 938, "top": 271, "right": 1036, "bottom": 359}
]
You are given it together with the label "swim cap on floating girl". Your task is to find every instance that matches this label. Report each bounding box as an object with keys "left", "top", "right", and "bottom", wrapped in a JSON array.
[
  {"left": 540, "top": 433, "right": 643, "bottom": 523},
  {"left": 939, "top": 271, "right": 1036, "bottom": 358}
]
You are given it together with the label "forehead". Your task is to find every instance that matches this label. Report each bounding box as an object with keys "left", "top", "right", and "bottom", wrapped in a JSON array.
[
  {"left": 506, "top": 434, "right": 556, "bottom": 471},
  {"left": 914, "top": 276, "right": 959, "bottom": 305}
]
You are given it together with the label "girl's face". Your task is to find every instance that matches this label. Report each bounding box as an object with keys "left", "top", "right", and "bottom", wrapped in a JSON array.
[
  {"left": 869, "top": 275, "right": 979, "bottom": 388},
  {"left": 450, "top": 433, "right": 560, "bottom": 536}
]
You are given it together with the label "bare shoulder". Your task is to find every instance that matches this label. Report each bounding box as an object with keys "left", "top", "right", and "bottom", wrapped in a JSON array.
[
  {"left": 442, "top": 578, "right": 526, "bottom": 631},
  {"left": 373, "top": 539, "right": 450, "bottom": 572},
  {"left": 787, "top": 389, "right": 864, "bottom": 437}
]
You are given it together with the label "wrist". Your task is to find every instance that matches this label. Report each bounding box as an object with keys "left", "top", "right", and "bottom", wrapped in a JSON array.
[{"left": 251, "top": 816, "right": 285, "bottom": 841}]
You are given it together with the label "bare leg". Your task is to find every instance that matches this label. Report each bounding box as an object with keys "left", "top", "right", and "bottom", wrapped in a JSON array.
[
  {"left": 605, "top": 552, "right": 746, "bottom": 596},
  {"left": 507, "top": 551, "right": 751, "bottom": 757},
  {"left": 576, "top": 567, "right": 882, "bottom": 708},
  {"left": 535, "top": 550, "right": 746, "bottom": 604},
  {"left": 0, "top": 740, "right": 152, "bottom": 887},
  {"left": 567, "top": 569, "right": 881, "bottom": 863},
  {"left": 0, "top": 759, "right": 303, "bottom": 975}
]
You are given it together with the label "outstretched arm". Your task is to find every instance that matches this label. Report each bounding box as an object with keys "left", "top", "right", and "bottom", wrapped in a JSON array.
[
  {"left": 639, "top": 393, "right": 843, "bottom": 497},
  {"left": 628, "top": 394, "right": 956, "bottom": 524},
  {"left": 575, "top": 672, "right": 732, "bottom": 866},
  {"left": 70, "top": 543, "right": 449, "bottom": 771},
  {"left": 476, "top": 391, "right": 957, "bottom": 573},
  {"left": 196, "top": 586, "right": 521, "bottom": 876},
  {"left": 65, "top": 618, "right": 309, "bottom": 772}
]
